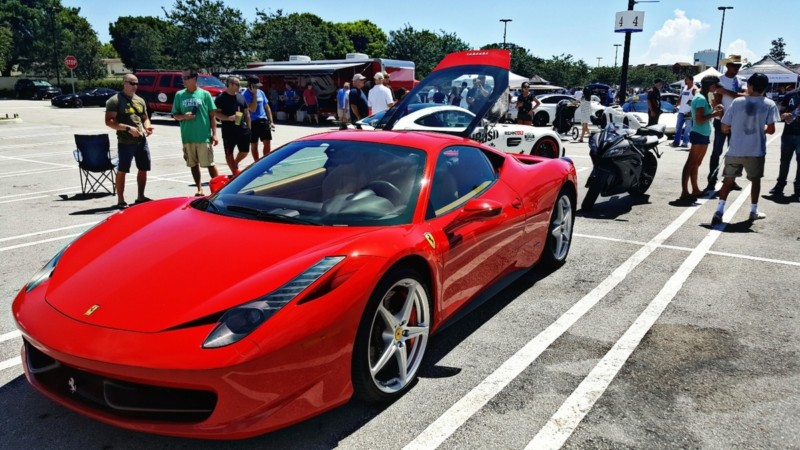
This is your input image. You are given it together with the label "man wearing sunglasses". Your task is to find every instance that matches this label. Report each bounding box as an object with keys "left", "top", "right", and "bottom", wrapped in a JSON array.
[
  {"left": 105, "top": 73, "right": 154, "bottom": 208},
  {"left": 172, "top": 68, "right": 219, "bottom": 196}
]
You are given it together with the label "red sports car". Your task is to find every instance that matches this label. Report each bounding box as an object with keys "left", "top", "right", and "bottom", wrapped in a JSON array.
[{"left": 12, "top": 50, "right": 578, "bottom": 439}]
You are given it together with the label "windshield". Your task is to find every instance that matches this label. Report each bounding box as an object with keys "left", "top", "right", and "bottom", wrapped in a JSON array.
[
  {"left": 207, "top": 140, "right": 426, "bottom": 226},
  {"left": 33, "top": 81, "right": 52, "bottom": 87},
  {"left": 378, "top": 64, "right": 508, "bottom": 134},
  {"left": 197, "top": 75, "right": 225, "bottom": 88}
]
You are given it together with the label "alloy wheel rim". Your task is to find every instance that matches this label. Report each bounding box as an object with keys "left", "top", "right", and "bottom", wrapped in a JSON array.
[
  {"left": 367, "top": 278, "right": 430, "bottom": 394},
  {"left": 549, "top": 195, "right": 573, "bottom": 259}
]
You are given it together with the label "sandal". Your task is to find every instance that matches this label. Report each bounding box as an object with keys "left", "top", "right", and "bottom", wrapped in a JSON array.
[
  {"left": 134, "top": 197, "right": 152, "bottom": 204},
  {"left": 116, "top": 201, "right": 128, "bottom": 209}
]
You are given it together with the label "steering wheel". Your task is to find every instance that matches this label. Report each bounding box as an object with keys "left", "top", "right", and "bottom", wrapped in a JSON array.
[{"left": 363, "top": 181, "right": 403, "bottom": 206}]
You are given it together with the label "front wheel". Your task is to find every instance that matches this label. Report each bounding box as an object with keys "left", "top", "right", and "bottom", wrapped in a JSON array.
[
  {"left": 533, "top": 111, "right": 549, "bottom": 127},
  {"left": 74, "top": 98, "right": 82, "bottom": 108},
  {"left": 352, "top": 267, "right": 431, "bottom": 402},
  {"left": 629, "top": 152, "right": 658, "bottom": 196},
  {"left": 582, "top": 172, "right": 604, "bottom": 211},
  {"left": 540, "top": 187, "right": 575, "bottom": 268},
  {"left": 530, "top": 136, "right": 561, "bottom": 158}
]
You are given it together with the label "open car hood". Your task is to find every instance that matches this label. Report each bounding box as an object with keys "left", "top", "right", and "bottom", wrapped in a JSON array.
[{"left": 379, "top": 50, "right": 510, "bottom": 138}]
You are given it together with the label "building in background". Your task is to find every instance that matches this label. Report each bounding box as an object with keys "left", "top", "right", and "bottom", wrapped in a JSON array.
[{"left": 694, "top": 49, "right": 721, "bottom": 69}]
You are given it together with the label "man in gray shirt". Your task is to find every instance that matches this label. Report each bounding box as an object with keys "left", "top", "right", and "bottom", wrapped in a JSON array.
[{"left": 711, "top": 73, "right": 779, "bottom": 225}]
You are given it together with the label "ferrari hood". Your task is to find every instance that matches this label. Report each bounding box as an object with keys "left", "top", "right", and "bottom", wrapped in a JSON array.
[
  {"left": 44, "top": 199, "right": 377, "bottom": 333},
  {"left": 380, "top": 49, "right": 510, "bottom": 138}
]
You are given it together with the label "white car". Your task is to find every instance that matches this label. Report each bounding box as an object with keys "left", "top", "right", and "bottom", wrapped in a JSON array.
[
  {"left": 356, "top": 104, "right": 564, "bottom": 158},
  {"left": 601, "top": 99, "right": 677, "bottom": 136},
  {"left": 531, "top": 94, "right": 605, "bottom": 127}
]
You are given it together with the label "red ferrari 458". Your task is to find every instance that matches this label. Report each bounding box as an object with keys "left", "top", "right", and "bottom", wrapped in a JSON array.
[{"left": 13, "top": 50, "right": 577, "bottom": 439}]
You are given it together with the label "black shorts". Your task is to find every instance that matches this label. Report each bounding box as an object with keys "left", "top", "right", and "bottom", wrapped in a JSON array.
[
  {"left": 307, "top": 104, "right": 318, "bottom": 114},
  {"left": 222, "top": 128, "right": 250, "bottom": 155},
  {"left": 117, "top": 141, "right": 151, "bottom": 172},
  {"left": 250, "top": 119, "right": 272, "bottom": 143}
]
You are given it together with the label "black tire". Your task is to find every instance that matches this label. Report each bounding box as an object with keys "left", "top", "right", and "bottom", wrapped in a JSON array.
[
  {"left": 530, "top": 136, "right": 561, "bottom": 158},
  {"left": 74, "top": 99, "right": 83, "bottom": 108},
  {"left": 595, "top": 111, "right": 607, "bottom": 128},
  {"left": 582, "top": 173, "right": 604, "bottom": 211},
  {"left": 533, "top": 111, "right": 549, "bottom": 127},
  {"left": 629, "top": 152, "right": 658, "bottom": 196},
  {"left": 540, "top": 186, "right": 575, "bottom": 269},
  {"left": 352, "top": 267, "right": 431, "bottom": 403}
]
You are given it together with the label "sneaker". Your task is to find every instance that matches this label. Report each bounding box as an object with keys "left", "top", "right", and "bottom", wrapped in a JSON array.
[
  {"left": 768, "top": 184, "right": 785, "bottom": 196},
  {"left": 749, "top": 211, "right": 766, "bottom": 221},
  {"left": 134, "top": 197, "right": 152, "bottom": 204},
  {"left": 711, "top": 211, "right": 723, "bottom": 225},
  {"left": 680, "top": 143, "right": 689, "bottom": 148},
  {"left": 116, "top": 201, "right": 128, "bottom": 209},
  {"left": 731, "top": 183, "right": 743, "bottom": 191}
]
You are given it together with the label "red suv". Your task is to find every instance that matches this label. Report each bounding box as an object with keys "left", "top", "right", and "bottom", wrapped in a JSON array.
[{"left": 134, "top": 71, "right": 225, "bottom": 118}]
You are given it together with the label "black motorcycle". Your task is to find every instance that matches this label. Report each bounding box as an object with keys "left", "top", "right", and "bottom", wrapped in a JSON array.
[{"left": 581, "top": 123, "right": 665, "bottom": 211}]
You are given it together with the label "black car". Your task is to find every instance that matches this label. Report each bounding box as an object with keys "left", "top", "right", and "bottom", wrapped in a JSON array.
[
  {"left": 14, "top": 79, "right": 62, "bottom": 99},
  {"left": 50, "top": 88, "right": 118, "bottom": 108}
]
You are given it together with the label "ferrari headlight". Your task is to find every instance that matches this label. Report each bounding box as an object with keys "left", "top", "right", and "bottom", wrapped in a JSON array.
[
  {"left": 202, "top": 256, "right": 345, "bottom": 349},
  {"left": 25, "top": 246, "right": 68, "bottom": 293}
]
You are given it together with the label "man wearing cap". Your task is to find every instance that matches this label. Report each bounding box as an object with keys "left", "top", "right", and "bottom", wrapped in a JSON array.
[
  {"left": 368, "top": 72, "right": 394, "bottom": 115},
  {"left": 647, "top": 78, "right": 663, "bottom": 126},
  {"left": 243, "top": 76, "right": 275, "bottom": 161},
  {"left": 349, "top": 74, "right": 369, "bottom": 123},
  {"left": 707, "top": 60, "right": 744, "bottom": 191}
]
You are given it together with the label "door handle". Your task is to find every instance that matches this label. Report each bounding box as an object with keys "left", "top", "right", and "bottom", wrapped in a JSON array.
[{"left": 511, "top": 198, "right": 522, "bottom": 209}]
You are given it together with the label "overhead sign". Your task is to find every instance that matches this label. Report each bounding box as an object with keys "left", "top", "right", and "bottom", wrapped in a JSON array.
[
  {"left": 64, "top": 55, "right": 78, "bottom": 70},
  {"left": 615, "top": 11, "right": 645, "bottom": 33}
]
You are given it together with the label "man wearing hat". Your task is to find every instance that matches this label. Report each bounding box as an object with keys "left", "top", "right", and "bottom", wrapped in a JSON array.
[
  {"left": 243, "top": 75, "right": 275, "bottom": 161},
  {"left": 707, "top": 60, "right": 744, "bottom": 191},
  {"left": 368, "top": 71, "right": 394, "bottom": 115},
  {"left": 349, "top": 74, "right": 369, "bottom": 123},
  {"left": 647, "top": 78, "right": 663, "bottom": 126}
]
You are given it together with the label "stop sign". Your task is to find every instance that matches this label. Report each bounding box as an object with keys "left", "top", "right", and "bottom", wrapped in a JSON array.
[{"left": 64, "top": 55, "right": 78, "bottom": 70}]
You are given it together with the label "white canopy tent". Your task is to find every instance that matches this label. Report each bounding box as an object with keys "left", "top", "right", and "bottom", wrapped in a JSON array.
[
  {"left": 693, "top": 67, "right": 722, "bottom": 85},
  {"left": 738, "top": 56, "right": 799, "bottom": 85},
  {"left": 452, "top": 71, "right": 529, "bottom": 89}
]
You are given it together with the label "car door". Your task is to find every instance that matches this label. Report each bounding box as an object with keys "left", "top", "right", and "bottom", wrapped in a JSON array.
[{"left": 424, "top": 145, "right": 525, "bottom": 319}]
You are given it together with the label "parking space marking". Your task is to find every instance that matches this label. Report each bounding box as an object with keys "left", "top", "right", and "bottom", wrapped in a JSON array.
[
  {"left": 0, "top": 233, "right": 81, "bottom": 253},
  {"left": 0, "top": 357, "right": 21, "bottom": 371},
  {"left": 0, "top": 222, "right": 98, "bottom": 244},
  {"left": 404, "top": 195, "right": 707, "bottom": 450},
  {"left": 576, "top": 233, "right": 800, "bottom": 267},
  {"left": 526, "top": 185, "right": 751, "bottom": 450},
  {"left": 0, "top": 330, "right": 20, "bottom": 343}
]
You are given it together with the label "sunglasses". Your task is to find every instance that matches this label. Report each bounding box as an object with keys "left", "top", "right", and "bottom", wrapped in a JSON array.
[
  {"left": 125, "top": 81, "right": 139, "bottom": 86},
  {"left": 182, "top": 75, "right": 197, "bottom": 80}
]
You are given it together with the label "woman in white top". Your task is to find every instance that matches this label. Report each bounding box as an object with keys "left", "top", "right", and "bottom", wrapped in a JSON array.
[{"left": 576, "top": 89, "right": 593, "bottom": 143}]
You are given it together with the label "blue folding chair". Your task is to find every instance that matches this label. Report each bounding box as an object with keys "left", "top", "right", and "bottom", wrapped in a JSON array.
[{"left": 73, "top": 134, "right": 118, "bottom": 195}]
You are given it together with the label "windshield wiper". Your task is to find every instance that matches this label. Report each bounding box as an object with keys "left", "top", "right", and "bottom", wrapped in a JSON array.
[{"left": 226, "top": 205, "right": 320, "bottom": 225}]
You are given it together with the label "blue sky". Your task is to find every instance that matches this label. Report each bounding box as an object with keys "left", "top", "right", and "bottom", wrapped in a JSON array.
[{"left": 65, "top": 0, "right": 796, "bottom": 68}]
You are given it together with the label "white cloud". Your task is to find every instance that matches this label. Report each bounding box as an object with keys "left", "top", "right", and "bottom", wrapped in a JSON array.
[
  {"left": 640, "top": 9, "right": 710, "bottom": 64},
  {"left": 725, "top": 39, "right": 758, "bottom": 64}
]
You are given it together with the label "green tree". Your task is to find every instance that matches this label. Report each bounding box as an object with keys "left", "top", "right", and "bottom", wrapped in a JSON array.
[
  {"left": 534, "top": 54, "right": 590, "bottom": 88},
  {"left": 385, "top": 25, "right": 469, "bottom": 77},
  {"left": 767, "top": 37, "right": 789, "bottom": 63},
  {"left": 163, "top": 0, "right": 250, "bottom": 71},
  {"left": 98, "top": 42, "right": 118, "bottom": 59},
  {"left": 336, "top": 20, "right": 386, "bottom": 57},
  {"left": 251, "top": 10, "right": 352, "bottom": 61},
  {"left": 481, "top": 43, "right": 541, "bottom": 78},
  {"left": 0, "top": 25, "right": 11, "bottom": 73},
  {"left": 109, "top": 16, "right": 177, "bottom": 70}
]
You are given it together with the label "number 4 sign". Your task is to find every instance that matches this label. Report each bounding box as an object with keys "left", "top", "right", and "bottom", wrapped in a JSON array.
[{"left": 615, "top": 10, "right": 645, "bottom": 33}]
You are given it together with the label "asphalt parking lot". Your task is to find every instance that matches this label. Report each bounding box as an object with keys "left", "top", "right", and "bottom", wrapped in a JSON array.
[{"left": 0, "top": 100, "right": 798, "bottom": 449}]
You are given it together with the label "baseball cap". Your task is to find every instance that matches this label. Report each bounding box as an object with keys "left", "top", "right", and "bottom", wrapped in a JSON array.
[
  {"left": 247, "top": 76, "right": 262, "bottom": 86},
  {"left": 374, "top": 72, "right": 384, "bottom": 80},
  {"left": 353, "top": 74, "right": 366, "bottom": 81}
]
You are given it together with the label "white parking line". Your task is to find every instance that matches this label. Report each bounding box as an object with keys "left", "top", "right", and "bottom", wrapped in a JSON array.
[
  {"left": 0, "top": 357, "right": 21, "bottom": 371},
  {"left": 0, "top": 222, "right": 98, "bottom": 244},
  {"left": 0, "top": 330, "right": 21, "bottom": 343},
  {"left": 404, "top": 195, "right": 708, "bottom": 450},
  {"left": 526, "top": 184, "right": 751, "bottom": 449},
  {"left": 0, "top": 233, "right": 81, "bottom": 252}
]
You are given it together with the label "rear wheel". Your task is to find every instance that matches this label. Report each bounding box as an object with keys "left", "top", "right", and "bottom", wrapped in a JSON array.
[
  {"left": 530, "top": 136, "right": 561, "bottom": 158},
  {"left": 540, "top": 187, "right": 575, "bottom": 268},
  {"left": 74, "top": 99, "right": 83, "bottom": 108},
  {"left": 533, "top": 111, "right": 549, "bottom": 127},
  {"left": 352, "top": 267, "right": 431, "bottom": 402},
  {"left": 629, "top": 152, "right": 658, "bottom": 196}
]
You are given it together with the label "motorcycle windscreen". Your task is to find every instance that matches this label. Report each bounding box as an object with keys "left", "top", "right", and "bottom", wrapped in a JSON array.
[{"left": 378, "top": 50, "right": 510, "bottom": 138}]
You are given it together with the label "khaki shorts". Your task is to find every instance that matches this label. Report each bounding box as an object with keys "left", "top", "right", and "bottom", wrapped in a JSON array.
[
  {"left": 722, "top": 156, "right": 764, "bottom": 180},
  {"left": 182, "top": 142, "right": 215, "bottom": 168}
]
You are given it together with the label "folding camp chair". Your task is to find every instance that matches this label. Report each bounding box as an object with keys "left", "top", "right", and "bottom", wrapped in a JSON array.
[{"left": 73, "top": 134, "right": 118, "bottom": 195}]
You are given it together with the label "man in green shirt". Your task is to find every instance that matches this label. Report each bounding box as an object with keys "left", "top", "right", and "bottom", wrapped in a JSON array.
[
  {"left": 172, "top": 68, "right": 219, "bottom": 196},
  {"left": 105, "top": 73, "right": 153, "bottom": 208}
]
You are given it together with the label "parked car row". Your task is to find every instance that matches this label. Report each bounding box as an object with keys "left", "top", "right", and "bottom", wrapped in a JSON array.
[
  {"left": 13, "top": 79, "right": 62, "bottom": 99},
  {"left": 50, "top": 88, "right": 118, "bottom": 108}
]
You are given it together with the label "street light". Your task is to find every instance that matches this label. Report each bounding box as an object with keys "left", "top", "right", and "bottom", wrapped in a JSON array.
[
  {"left": 715, "top": 6, "right": 734, "bottom": 70},
  {"left": 596, "top": 57, "right": 603, "bottom": 67},
  {"left": 614, "top": 44, "right": 622, "bottom": 67},
  {"left": 500, "top": 19, "right": 512, "bottom": 49}
]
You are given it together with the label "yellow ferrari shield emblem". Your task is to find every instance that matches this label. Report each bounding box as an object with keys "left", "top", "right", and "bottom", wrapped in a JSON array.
[
  {"left": 424, "top": 232, "right": 436, "bottom": 249},
  {"left": 84, "top": 304, "right": 100, "bottom": 316}
]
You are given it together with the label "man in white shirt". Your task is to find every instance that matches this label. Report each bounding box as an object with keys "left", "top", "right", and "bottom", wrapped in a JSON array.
[
  {"left": 707, "top": 61, "right": 744, "bottom": 191},
  {"left": 368, "top": 72, "right": 394, "bottom": 115},
  {"left": 671, "top": 74, "right": 696, "bottom": 148}
]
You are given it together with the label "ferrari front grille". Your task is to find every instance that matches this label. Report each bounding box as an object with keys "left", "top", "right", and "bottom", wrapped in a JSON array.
[{"left": 24, "top": 340, "right": 217, "bottom": 423}]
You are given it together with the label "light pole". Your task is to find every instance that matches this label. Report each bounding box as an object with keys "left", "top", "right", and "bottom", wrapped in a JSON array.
[
  {"left": 715, "top": 6, "right": 733, "bottom": 70},
  {"left": 500, "top": 19, "right": 512, "bottom": 49},
  {"left": 614, "top": 44, "right": 622, "bottom": 67},
  {"left": 596, "top": 57, "right": 603, "bottom": 67}
]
